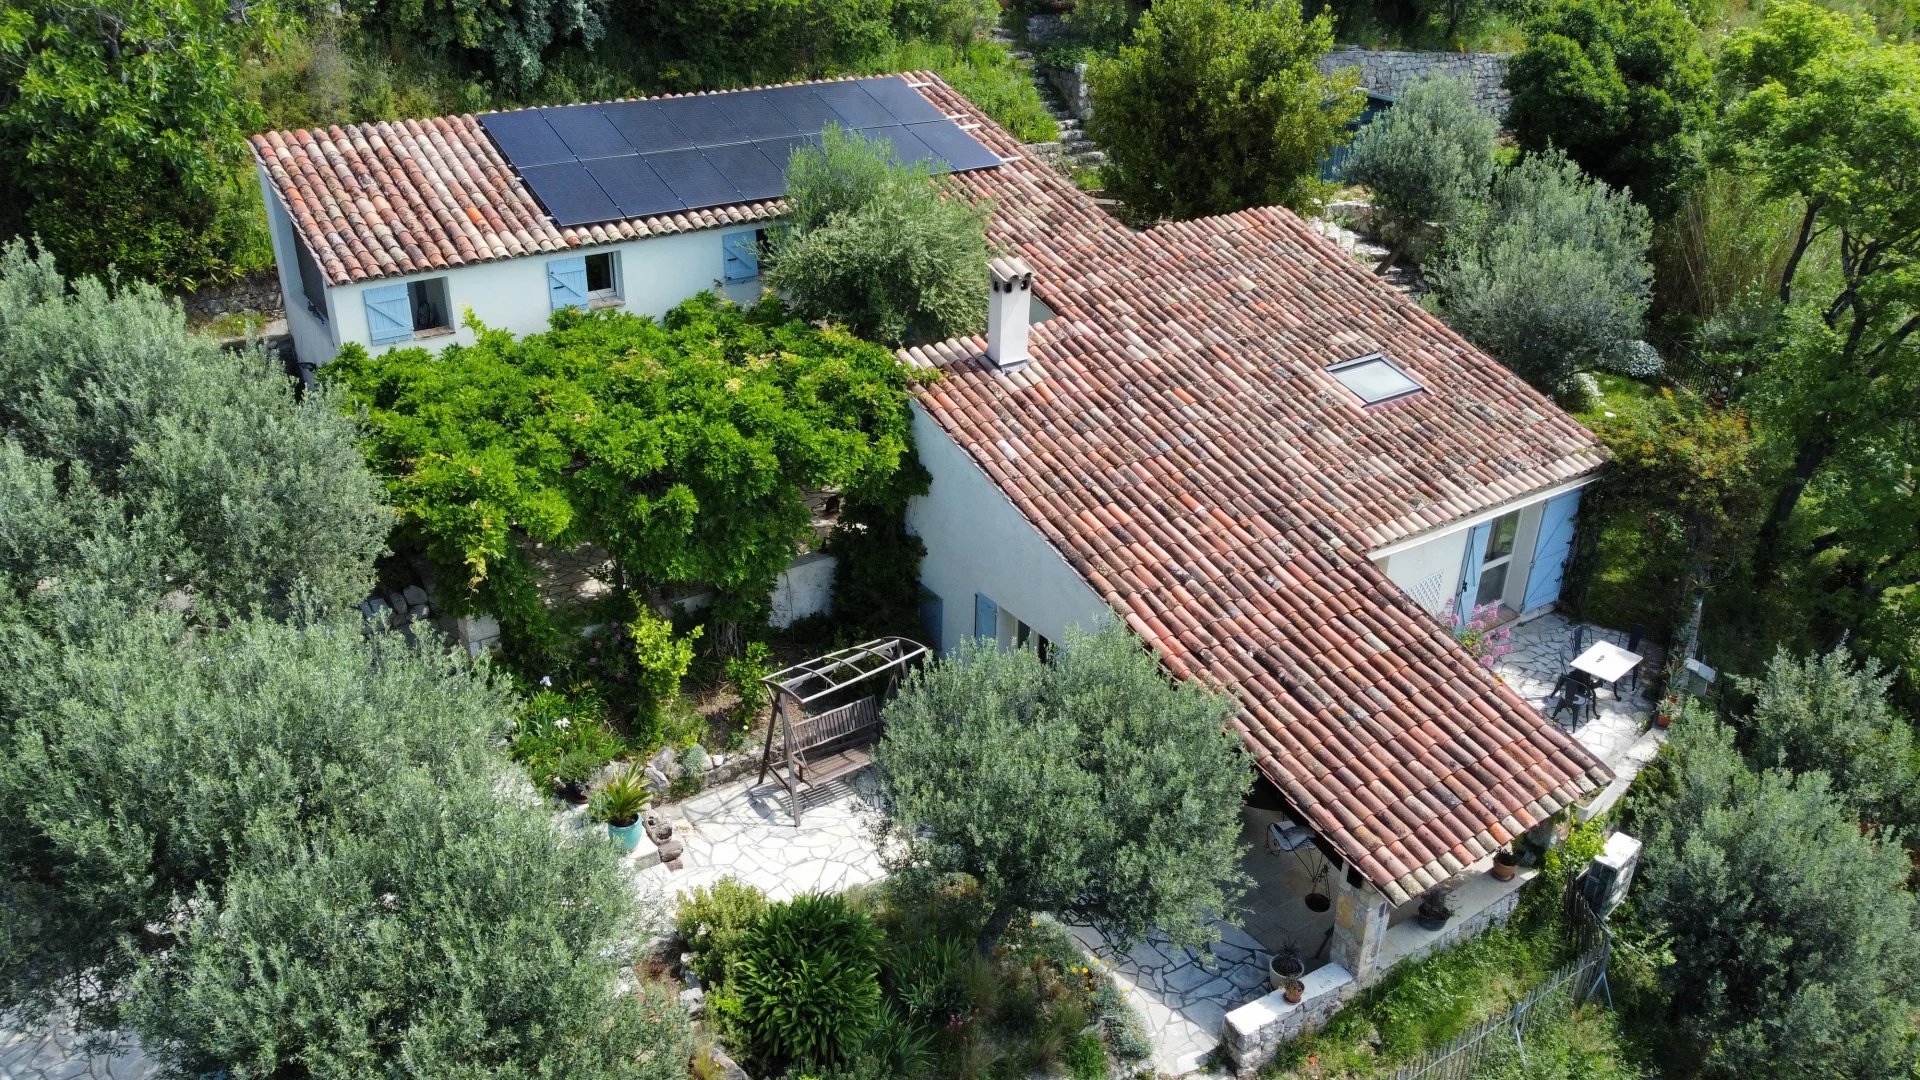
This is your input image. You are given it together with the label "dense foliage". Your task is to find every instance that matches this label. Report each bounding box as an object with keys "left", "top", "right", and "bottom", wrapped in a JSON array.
[
  {"left": 325, "top": 293, "right": 921, "bottom": 660},
  {"left": 1426, "top": 150, "right": 1652, "bottom": 396},
  {"left": 345, "top": 0, "right": 607, "bottom": 92},
  {"left": 0, "top": 242, "right": 387, "bottom": 628},
  {"left": 1086, "top": 0, "right": 1361, "bottom": 221},
  {"left": 1740, "top": 644, "right": 1919, "bottom": 834},
  {"left": 1504, "top": 0, "right": 1712, "bottom": 220},
  {"left": 629, "top": 0, "right": 990, "bottom": 90},
  {"left": 0, "top": 0, "right": 273, "bottom": 287},
  {"left": 876, "top": 624, "right": 1248, "bottom": 954},
  {"left": 1341, "top": 73, "right": 1498, "bottom": 272},
  {"left": 725, "top": 892, "right": 885, "bottom": 1072},
  {"left": 766, "top": 126, "right": 993, "bottom": 346},
  {"left": 1633, "top": 718, "right": 1920, "bottom": 1078}
]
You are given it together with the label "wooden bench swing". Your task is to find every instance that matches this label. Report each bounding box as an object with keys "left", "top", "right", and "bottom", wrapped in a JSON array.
[{"left": 756, "top": 636, "right": 928, "bottom": 824}]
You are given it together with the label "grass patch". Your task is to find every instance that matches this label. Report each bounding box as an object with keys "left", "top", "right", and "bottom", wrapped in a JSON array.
[
  {"left": 1469, "top": 998, "right": 1647, "bottom": 1080},
  {"left": 1262, "top": 894, "right": 1580, "bottom": 1078}
]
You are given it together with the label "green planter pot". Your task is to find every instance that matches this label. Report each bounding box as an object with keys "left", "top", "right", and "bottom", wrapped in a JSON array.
[{"left": 608, "top": 818, "right": 644, "bottom": 855}]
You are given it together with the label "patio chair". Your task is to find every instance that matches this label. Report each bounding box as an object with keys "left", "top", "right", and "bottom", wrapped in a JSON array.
[
  {"left": 1546, "top": 674, "right": 1594, "bottom": 732},
  {"left": 1563, "top": 624, "right": 1588, "bottom": 666},
  {"left": 1625, "top": 623, "right": 1647, "bottom": 691}
]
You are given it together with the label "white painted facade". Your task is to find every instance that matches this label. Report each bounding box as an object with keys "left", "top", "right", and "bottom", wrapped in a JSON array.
[
  {"left": 1371, "top": 477, "right": 1597, "bottom": 620},
  {"left": 259, "top": 166, "right": 768, "bottom": 369},
  {"left": 906, "top": 402, "right": 1112, "bottom": 653}
]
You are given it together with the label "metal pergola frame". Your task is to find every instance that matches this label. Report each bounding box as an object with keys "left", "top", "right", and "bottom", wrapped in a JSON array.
[{"left": 754, "top": 636, "right": 928, "bottom": 822}]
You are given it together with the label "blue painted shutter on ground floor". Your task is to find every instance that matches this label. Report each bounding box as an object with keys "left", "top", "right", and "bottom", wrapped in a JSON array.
[
  {"left": 920, "top": 593, "right": 944, "bottom": 652},
  {"left": 548, "top": 256, "right": 588, "bottom": 311},
  {"left": 722, "top": 231, "right": 759, "bottom": 283},
  {"left": 1454, "top": 520, "right": 1493, "bottom": 618},
  {"left": 1522, "top": 489, "right": 1584, "bottom": 611},
  {"left": 364, "top": 283, "right": 412, "bottom": 344},
  {"left": 974, "top": 593, "right": 998, "bottom": 640}
]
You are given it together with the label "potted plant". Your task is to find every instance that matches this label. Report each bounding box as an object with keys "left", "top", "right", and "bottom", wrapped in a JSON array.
[
  {"left": 590, "top": 766, "right": 652, "bottom": 854},
  {"left": 1491, "top": 848, "right": 1518, "bottom": 882},
  {"left": 1282, "top": 977, "right": 1305, "bottom": 1005},
  {"left": 1416, "top": 887, "right": 1455, "bottom": 930},
  {"left": 553, "top": 748, "right": 598, "bottom": 805},
  {"left": 1267, "top": 935, "right": 1305, "bottom": 991}
]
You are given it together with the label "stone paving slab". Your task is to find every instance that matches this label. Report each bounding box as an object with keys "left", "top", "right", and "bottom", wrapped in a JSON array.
[
  {"left": 1495, "top": 612, "right": 1656, "bottom": 771},
  {"left": 0, "top": 1019, "right": 149, "bottom": 1080}
]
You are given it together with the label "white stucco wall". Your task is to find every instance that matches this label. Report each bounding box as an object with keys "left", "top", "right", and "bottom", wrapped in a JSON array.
[
  {"left": 907, "top": 403, "right": 1112, "bottom": 652},
  {"left": 768, "top": 551, "right": 838, "bottom": 629},
  {"left": 258, "top": 166, "right": 339, "bottom": 367},
  {"left": 267, "top": 205, "right": 772, "bottom": 367},
  {"left": 1372, "top": 478, "right": 1597, "bottom": 618}
]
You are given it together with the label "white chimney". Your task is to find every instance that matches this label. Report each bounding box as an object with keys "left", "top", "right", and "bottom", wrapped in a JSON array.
[{"left": 986, "top": 256, "right": 1034, "bottom": 371}]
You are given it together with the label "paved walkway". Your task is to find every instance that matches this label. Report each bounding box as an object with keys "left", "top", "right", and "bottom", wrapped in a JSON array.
[
  {"left": 0, "top": 1020, "right": 149, "bottom": 1080},
  {"left": 1069, "top": 922, "right": 1269, "bottom": 1076},
  {"left": 1496, "top": 612, "right": 1657, "bottom": 767},
  {"left": 634, "top": 770, "right": 889, "bottom": 902}
]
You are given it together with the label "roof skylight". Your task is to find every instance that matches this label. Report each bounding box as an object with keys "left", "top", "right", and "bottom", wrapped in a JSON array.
[{"left": 1328, "top": 353, "right": 1422, "bottom": 404}]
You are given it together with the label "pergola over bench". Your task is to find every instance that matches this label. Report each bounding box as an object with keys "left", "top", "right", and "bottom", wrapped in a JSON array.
[{"left": 757, "top": 636, "right": 928, "bottom": 824}]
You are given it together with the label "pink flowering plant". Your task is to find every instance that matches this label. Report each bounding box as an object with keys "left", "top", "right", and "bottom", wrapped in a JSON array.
[{"left": 1443, "top": 601, "right": 1513, "bottom": 669}]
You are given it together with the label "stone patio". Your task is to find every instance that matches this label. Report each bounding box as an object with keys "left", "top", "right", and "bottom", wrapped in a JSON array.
[
  {"left": 633, "top": 770, "right": 889, "bottom": 901},
  {"left": 0, "top": 1019, "right": 149, "bottom": 1080},
  {"left": 1495, "top": 612, "right": 1663, "bottom": 774}
]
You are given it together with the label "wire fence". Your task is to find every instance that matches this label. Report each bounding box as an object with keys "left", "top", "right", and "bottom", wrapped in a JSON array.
[{"left": 1384, "top": 889, "right": 1611, "bottom": 1080}]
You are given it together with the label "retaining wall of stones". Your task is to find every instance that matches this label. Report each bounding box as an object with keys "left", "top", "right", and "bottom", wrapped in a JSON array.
[{"left": 1318, "top": 46, "right": 1511, "bottom": 117}]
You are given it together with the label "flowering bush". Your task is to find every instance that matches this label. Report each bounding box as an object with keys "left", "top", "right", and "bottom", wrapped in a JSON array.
[{"left": 1444, "top": 601, "right": 1513, "bottom": 669}]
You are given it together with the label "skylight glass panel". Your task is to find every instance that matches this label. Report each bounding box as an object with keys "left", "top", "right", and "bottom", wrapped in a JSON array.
[{"left": 1328, "top": 354, "right": 1422, "bottom": 404}]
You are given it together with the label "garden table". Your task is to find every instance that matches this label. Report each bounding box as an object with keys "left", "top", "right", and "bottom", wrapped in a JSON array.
[{"left": 1570, "top": 641, "right": 1642, "bottom": 699}]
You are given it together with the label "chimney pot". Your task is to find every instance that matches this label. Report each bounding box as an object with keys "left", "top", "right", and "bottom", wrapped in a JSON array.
[{"left": 986, "top": 256, "right": 1034, "bottom": 371}]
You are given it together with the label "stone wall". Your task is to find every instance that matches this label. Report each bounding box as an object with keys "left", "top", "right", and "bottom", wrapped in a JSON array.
[
  {"left": 1317, "top": 47, "right": 1511, "bottom": 118},
  {"left": 1223, "top": 963, "right": 1360, "bottom": 1077}
]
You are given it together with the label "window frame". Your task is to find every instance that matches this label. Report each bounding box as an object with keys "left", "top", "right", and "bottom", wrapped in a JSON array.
[
  {"left": 406, "top": 277, "right": 454, "bottom": 338},
  {"left": 1326, "top": 352, "right": 1424, "bottom": 405},
  {"left": 1474, "top": 510, "right": 1522, "bottom": 608},
  {"left": 584, "top": 251, "right": 620, "bottom": 302}
]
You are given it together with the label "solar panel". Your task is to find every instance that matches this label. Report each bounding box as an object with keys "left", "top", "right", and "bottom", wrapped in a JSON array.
[
  {"left": 814, "top": 82, "right": 895, "bottom": 129},
  {"left": 906, "top": 120, "right": 1002, "bottom": 172},
  {"left": 478, "top": 111, "right": 573, "bottom": 167},
  {"left": 603, "top": 100, "right": 693, "bottom": 153},
  {"left": 858, "top": 77, "right": 946, "bottom": 124},
  {"left": 754, "top": 133, "right": 825, "bottom": 175},
  {"left": 703, "top": 143, "right": 785, "bottom": 202},
  {"left": 585, "top": 155, "right": 684, "bottom": 218},
  {"left": 861, "top": 125, "right": 942, "bottom": 170},
  {"left": 716, "top": 89, "right": 796, "bottom": 141},
  {"left": 645, "top": 148, "right": 744, "bottom": 207},
  {"left": 659, "top": 96, "right": 746, "bottom": 147},
  {"left": 763, "top": 86, "right": 841, "bottom": 132},
  {"left": 540, "top": 106, "right": 632, "bottom": 160},
  {"left": 519, "top": 162, "right": 621, "bottom": 226}
]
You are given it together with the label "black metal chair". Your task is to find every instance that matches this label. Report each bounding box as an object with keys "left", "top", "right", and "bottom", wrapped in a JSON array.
[
  {"left": 1625, "top": 623, "right": 1647, "bottom": 691},
  {"left": 1564, "top": 624, "right": 1588, "bottom": 666},
  {"left": 1546, "top": 674, "right": 1594, "bottom": 732}
]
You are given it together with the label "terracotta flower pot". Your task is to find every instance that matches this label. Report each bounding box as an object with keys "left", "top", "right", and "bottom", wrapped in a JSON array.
[{"left": 1283, "top": 981, "right": 1304, "bottom": 1004}]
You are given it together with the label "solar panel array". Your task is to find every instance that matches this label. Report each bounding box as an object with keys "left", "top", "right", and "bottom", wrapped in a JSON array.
[{"left": 478, "top": 77, "right": 1004, "bottom": 228}]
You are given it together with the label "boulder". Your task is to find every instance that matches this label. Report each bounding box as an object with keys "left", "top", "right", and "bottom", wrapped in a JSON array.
[{"left": 402, "top": 583, "right": 430, "bottom": 607}]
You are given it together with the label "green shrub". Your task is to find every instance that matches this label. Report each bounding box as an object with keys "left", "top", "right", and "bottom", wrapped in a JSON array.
[
  {"left": 1063, "top": 1030, "right": 1109, "bottom": 1080},
  {"left": 675, "top": 876, "right": 771, "bottom": 986},
  {"left": 862, "top": 39, "right": 1059, "bottom": 143},
  {"left": 632, "top": 608, "right": 700, "bottom": 720},
  {"left": 510, "top": 689, "right": 625, "bottom": 786},
  {"left": 729, "top": 892, "right": 885, "bottom": 1071}
]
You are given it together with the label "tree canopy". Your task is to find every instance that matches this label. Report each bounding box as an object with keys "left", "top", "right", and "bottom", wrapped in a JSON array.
[
  {"left": 0, "top": 241, "right": 387, "bottom": 630},
  {"left": 0, "top": 0, "right": 273, "bottom": 286},
  {"left": 765, "top": 126, "right": 993, "bottom": 347},
  {"left": 1341, "top": 73, "right": 1498, "bottom": 273},
  {"left": 1504, "top": 0, "right": 1712, "bottom": 220},
  {"left": 1426, "top": 150, "right": 1653, "bottom": 396},
  {"left": 344, "top": 0, "right": 607, "bottom": 92},
  {"left": 325, "top": 292, "right": 921, "bottom": 653},
  {"left": 875, "top": 624, "right": 1248, "bottom": 954},
  {"left": 1086, "top": 0, "right": 1361, "bottom": 221},
  {"left": 1635, "top": 718, "right": 1920, "bottom": 1077}
]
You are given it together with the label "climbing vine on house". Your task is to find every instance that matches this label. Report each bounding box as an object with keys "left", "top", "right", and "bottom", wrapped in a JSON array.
[{"left": 326, "top": 293, "right": 925, "bottom": 673}]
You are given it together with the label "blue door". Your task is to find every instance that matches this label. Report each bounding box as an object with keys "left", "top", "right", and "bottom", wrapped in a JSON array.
[
  {"left": 1522, "top": 490, "right": 1583, "bottom": 611},
  {"left": 1454, "top": 520, "right": 1492, "bottom": 619}
]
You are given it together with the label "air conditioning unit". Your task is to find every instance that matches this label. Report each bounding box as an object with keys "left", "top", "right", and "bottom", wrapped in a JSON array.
[{"left": 1579, "top": 832, "right": 1642, "bottom": 920}]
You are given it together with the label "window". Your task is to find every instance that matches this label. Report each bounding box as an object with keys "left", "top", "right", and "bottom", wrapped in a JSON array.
[
  {"left": 1474, "top": 510, "right": 1522, "bottom": 608},
  {"left": 1328, "top": 353, "right": 1423, "bottom": 404},
  {"left": 975, "top": 593, "right": 1051, "bottom": 656},
  {"left": 1030, "top": 293, "right": 1057, "bottom": 324},
  {"left": 722, "top": 229, "right": 762, "bottom": 283},
  {"left": 408, "top": 278, "right": 452, "bottom": 336},
  {"left": 585, "top": 252, "right": 619, "bottom": 301},
  {"left": 364, "top": 277, "right": 452, "bottom": 345},
  {"left": 294, "top": 236, "right": 329, "bottom": 324}
]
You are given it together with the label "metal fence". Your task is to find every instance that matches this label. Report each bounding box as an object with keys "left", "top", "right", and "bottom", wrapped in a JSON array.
[{"left": 1384, "top": 890, "right": 1612, "bottom": 1080}]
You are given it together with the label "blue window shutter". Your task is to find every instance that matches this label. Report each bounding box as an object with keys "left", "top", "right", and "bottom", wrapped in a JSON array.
[
  {"left": 920, "top": 593, "right": 945, "bottom": 652},
  {"left": 364, "top": 283, "right": 412, "bottom": 344},
  {"left": 1522, "top": 490, "right": 1584, "bottom": 611},
  {"left": 722, "top": 231, "right": 759, "bottom": 283},
  {"left": 548, "top": 256, "right": 588, "bottom": 311},
  {"left": 974, "top": 594, "right": 998, "bottom": 640}
]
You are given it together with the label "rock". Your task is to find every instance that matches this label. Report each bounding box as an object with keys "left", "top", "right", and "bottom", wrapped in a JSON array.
[
  {"left": 649, "top": 746, "right": 683, "bottom": 780},
  {"left": 656, "top": 837, "right": 685, "bottom": 862},
  {"left": 706, "top": 753, "right": 727, "bottom": 772},
  {"left": 402, "top": 583, "right": 429, "bottom": 607},
  {"left": 644, "top": 765, "right": 672, "bottom": 791},
  {"left": 678, "top": 986, "right": 705, "bottom": 1015},
  {"left": 369, "top": 598, "right": 394, "bottom": 621},
  {"left": 386, "top": 591, "right": 409, "bottom": 615},
  {"left": 644, "top": 812, "right": 674, "bottom": 843},
  {"left": 408, "top": 603, "right": 431, "bottom": 621}
]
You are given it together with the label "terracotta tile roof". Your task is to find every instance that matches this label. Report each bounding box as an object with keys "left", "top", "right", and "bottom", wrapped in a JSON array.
[
  {"left": 254, "top": 74, "right": 1612, "bottom": 905},
  {"left": 900, "top": 78, "right": 1612, "bottom": 905}
]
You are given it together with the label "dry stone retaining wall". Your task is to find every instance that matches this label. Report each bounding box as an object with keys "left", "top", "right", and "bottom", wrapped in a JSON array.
[{"left": 1318, "top": 47, "right": 1511, "bottom": 118}]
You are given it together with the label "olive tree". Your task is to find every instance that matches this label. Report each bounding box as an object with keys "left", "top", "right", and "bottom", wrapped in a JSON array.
[
  {"left": 0, "top": 241, "right": 387, "bottom": 627},
  {"left": 1635, "top": 719, "right": 1920, "bottom": 1078},
  {"left": 875, "top": 624, "right": 1249, "bottom": 954},
  {"left": 0, "top": 613, "right": 688, "bottom": 1075},
  {"left": 764, "top": 127, "right": 993, "bottom": 347},
  {"left": 1342, "top": 74, "right": 1498, "bottom": 273},
  {"left": 1426, "top": 150, "right": 1651, "bottom": 396}
]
